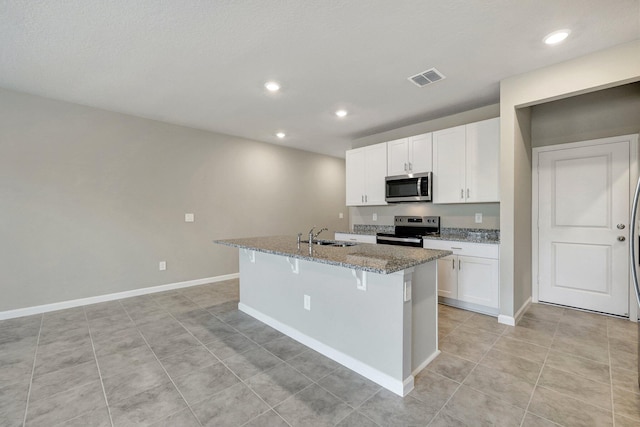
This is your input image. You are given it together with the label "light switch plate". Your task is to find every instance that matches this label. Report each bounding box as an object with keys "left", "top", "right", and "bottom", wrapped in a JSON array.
[
  {"left": 373, "top": 213, "right": 378, "bottom": 221},
  {"left": 339, "top": 212, "right": 344, "bottom": 219},
  {"left": 475, "top": 213, "right": 482, "bottom": 223},
  {"left": 185, "top": 213, "right": 195, "bottom": 222},
  {"left": 159, "top": 261, "right": 167, "bottom": 271},
  {"left": 304, "top": 295, "right": 311, "bottom": 311}
]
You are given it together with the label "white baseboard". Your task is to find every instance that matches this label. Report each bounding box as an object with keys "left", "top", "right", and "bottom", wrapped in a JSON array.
[
  {"left": 498, "top": 296, "right": 532, "bottom": 326},
  {"left": 239, "top": 302, "right": 413, "bottom": 397},
  {"left": 412, "top": 350, "right": 440, "bottom": 377},
  {"left": 0, "top": 273, "right": 239, "bottom": 320}
]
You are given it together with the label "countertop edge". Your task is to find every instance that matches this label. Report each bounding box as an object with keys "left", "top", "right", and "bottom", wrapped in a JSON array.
[{"left": 214, "top": 239, "right": 451, "bottom": 274}]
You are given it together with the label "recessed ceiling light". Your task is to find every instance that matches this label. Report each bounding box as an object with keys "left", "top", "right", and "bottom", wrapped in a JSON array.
[
  {"left": 335, "top": 110, "right": 348, "bottom": 118},
  {"left": 265, "top": 81, "right": 280, "bottom": 92},
  {"left": 276, "top": 132, "right": 286, "bottom": 138},
  {"left": 543, "top": 29, "right": 570, "bottom": 45}
]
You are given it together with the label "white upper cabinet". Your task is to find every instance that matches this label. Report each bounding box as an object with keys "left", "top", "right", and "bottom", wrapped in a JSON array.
[
  {"left": 387, "top": 133, "right": 432, "bottom": 176},
  {"left": 432, "top": 126, "right": 466, "bottom": 203},
  {"left": 346, "top": 142, "right": 388, "bottom": 206},
  {"left": 466, "top": 118, "right": 500, "bottom": 203},
  {"left": 433, "top": 118, "right": 500, "bottom": 204}
]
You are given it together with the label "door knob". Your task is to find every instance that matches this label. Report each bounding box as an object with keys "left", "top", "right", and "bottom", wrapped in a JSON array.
[
  {"left": 618, "top": 236, "right": 626, "bottom": 242},
  {"left": 617, "top": 224, "right": 626, "bottom": 230}
]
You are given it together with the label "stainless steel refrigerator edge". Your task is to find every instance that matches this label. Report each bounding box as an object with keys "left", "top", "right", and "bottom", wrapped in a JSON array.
[{"left": 629, "top": 176, "right": 640, "bottom": 385}]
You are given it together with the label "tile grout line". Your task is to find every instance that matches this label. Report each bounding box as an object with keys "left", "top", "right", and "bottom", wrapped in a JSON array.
[
  {"left": 176, "top": 291, "right": 296, "bottom": 427},
  {"left": 425, "top": 311, "right": 493, "bottom": 426},
  {"left": 178, "top": 288, "right": 360, "bottom": 426},
  {"left": 119, "top": 298, "right": 206, "bottom": 427},
  {"left": 153, "top": 290, "right": 317, "bottom": 426},
  {"left": 607, "top": 318, "right": 617, "bottom": 427},
  {"left": 21, "top": 314, "right": 43, "bottom": 427},
  {"left": 519, "top": 314, "right": 561, "bottom": 427},
  {"left": 83, "top": 307, "right": 115, "bottom": 427}
]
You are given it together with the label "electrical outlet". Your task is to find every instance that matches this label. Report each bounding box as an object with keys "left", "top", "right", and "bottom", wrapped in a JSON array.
[
  {"left": 373, "top": 213, "right": 378, "bottom": 221},
  {"left": 475, "top": 213, "right": 483, "bottom": 223},
  {"left": 304, "top": 295, "right": 311, "bottom": 311},
  {"left": 339, "top": 212, "right": 344, "bottom": 219},
  {"left": 159, "top": 261, "right": 167, "bottom": 271},
  {"left": 185, "top": 213, "right": 194, "bottom": 222}
]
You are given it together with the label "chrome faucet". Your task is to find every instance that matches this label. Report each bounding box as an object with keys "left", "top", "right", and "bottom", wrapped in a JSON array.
[{"left": 308, "top": 226, "right": 328, "bottom": 245}]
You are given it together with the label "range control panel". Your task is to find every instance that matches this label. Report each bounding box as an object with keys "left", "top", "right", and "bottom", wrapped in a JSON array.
[{"left": 394, "top": 216, "right": 440, "bottom": 227}]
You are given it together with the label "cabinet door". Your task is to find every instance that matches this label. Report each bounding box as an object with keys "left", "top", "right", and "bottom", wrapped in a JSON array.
[
  {"left": 387, "top": 138, "right": 409, "bottom": 176},
  {"left": 437, "top": 255, "right": 458, "bottom": 299},
  {"left": 345, "top": 148, "right": 365, "bottom": 206},
  {"left": 433, "top": 125, "right": 466, "bottom": 204},
  {"left": 457, "top": 256, "right": 499, "bottom": 308},
  {"left": 408, "top": 133, "right": 432, "bottom": 174},
  {"left": 466, "top": 118, "right": 500, "bottom": 202},
  {"left": 364, "top": 142, "right": 388, "bottom": 205}
]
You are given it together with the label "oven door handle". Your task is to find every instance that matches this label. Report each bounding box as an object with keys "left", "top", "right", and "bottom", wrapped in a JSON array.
[
  {"left": 377, "top": 235, "right": 422, "bottom": 244},
  {"left": 416, "top": 177, "right": 422, "bottom": 197}
]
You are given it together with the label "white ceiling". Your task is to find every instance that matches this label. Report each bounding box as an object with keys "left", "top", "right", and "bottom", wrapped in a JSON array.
[{"left": 1, "top": 1, "right": 639, "bottom": 158}]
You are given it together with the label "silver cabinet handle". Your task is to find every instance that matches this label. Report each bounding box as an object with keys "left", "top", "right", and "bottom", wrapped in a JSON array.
[
  {"left": 467, "top": 188, "right": 470, "bottom": 198},
  {"left": 618, "top": 236, "right": 626, "bottom": 242},
  {"left": 451, "top": 247, "right": 462, "bottom": 250},
  {"left": 617, "top": 224, "right": 626, "bottom": 229},
  {"left": 458, "top": 259, "right": 461, "bottom": 270},
  {"left": 460, "top": 189, "right": 464, "bottom": 199},
  {"left": 408, "top": 162, "right": 412, "bottom": 172},
  {"left": 452, "top": 259, "right": 455, "bottom": 269},
  {"left": 404, "top": 163, "right": 408, "bottom": 172},
  {"left": 365, "top": 194, "right": 368, "bottom": 202},
  {"left": 361, "top": 195, "right": 364, "bottom": 203}
]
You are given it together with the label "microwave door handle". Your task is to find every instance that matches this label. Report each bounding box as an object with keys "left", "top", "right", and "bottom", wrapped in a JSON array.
[{"left": 416, "top": 177, "right": 422, "bottom": 197}]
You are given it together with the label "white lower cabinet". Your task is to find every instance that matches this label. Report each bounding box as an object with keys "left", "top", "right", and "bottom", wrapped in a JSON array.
[
  {"left": 437, "top": 255, "right": 458, "bottom": 299},
  {"left": 334, "top": 233, "right": 377, "bottom": 244},
  {"left": 425, "top": 240, "right": 499, "bottom": 314}
]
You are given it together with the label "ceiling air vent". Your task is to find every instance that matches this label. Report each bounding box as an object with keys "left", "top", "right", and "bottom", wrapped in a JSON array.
[{"left": 408, "top": 68, "right": 445, "bottom": 87}]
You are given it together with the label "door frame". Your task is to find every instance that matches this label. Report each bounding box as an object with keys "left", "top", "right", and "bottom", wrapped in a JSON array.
[{"left": 532, "top": 134, "right": 639, "bottom": 321}]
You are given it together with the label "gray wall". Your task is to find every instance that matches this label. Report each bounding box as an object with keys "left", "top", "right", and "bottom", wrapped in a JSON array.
[
  {"left": 0, "top": 88, "right": 348, "bottom": 311},
  {"left": 531, "top": 82, "right": 640, "bottom": 147},
  {"left": 350, "top": 104, "right": 500, "bottom": 230}
]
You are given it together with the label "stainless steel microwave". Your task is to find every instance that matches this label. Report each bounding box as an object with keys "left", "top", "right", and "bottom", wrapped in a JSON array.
[{"left": 385, "top": 172, "right": 432, "bottom": 203}]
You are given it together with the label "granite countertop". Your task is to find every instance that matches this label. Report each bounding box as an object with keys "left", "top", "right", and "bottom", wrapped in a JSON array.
[
  {"left": 334, "top": 230, "right": 378, "bottom": 236},
  {"left": 338, "top": 225, "right": 500, "bottom": 244},
  {"left": 214, "top": 236, "right": 451, "bottom": 274},
  {"left": 423, "top": 229, "right": 500, "bottom": 245}
]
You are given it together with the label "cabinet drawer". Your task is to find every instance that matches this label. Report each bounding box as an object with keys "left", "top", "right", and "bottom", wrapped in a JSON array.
[
  {"left": 423, "top": 239, "right": 499, "bottom": 258},
  {"left": 335, "top": 233, "right": 377, "bottom": 244}
]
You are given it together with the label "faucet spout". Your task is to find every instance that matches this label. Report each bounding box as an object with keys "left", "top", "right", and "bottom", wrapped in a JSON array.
[{"left": 307, "top": 226, "right": 328, "bottom": 245}]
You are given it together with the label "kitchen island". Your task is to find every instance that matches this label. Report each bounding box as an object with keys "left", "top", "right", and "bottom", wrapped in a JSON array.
[{"left": 214, "top": 236, "right": 451, "bottom": 396}]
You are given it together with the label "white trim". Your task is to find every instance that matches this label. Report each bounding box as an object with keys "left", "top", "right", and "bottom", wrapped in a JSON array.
[
  {"left": 629, "top": 137, "right": 639, "bottom": 322},
  {"left": 402, "top": 376, "right": 415, "bottom": 397},
  {"left": 412, "top": 350, "right": 440, "bottom": 377},
  {"left": 532, "top": 134, "right": 638, "bottom": 319},
  {"left": 499, "top": 296, "right": 532, "bottom": 326},
  {"left": 0, "top": 273, "right": 239, "bottom": 320},
  {"left": 239, "top": 302, "right": 415, "bottom": 397}
]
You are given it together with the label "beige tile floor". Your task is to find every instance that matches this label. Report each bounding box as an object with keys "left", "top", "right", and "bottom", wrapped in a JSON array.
[{"left": 0, "top": 279, "right": 638, "bottom": 426}]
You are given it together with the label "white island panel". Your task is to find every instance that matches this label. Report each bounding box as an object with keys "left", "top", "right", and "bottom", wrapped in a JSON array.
[{"left": 237, "top": 250, "right": 438, "bottom": 396}]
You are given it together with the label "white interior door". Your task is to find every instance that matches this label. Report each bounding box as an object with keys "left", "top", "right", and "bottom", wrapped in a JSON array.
[{"left": 537, "top": 139, "right": 630, "bottom": 316}]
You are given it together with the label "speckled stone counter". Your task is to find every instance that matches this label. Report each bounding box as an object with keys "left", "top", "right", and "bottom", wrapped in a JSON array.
[
  {"left": 338, "top": 225, "right": 500, "bottom": 244},
  {"left": 423, "top": 228, "right": 500, "bottom": 244},
  {"left": 214, "top": 235, "right": 451, "bottom": 274}
]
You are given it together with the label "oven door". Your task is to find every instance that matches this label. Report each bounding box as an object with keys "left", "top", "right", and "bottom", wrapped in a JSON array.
[
  {"left": 376, "top": 234, "right": 423, "bottom": 247},
  {"left": 385, "top": 172, "right": 432, "bottom": 202}
]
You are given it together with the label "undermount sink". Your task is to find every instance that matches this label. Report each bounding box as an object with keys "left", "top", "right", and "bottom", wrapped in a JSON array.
[{"left": 300, "top": 240, "right": 358, "bottom": 247}]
